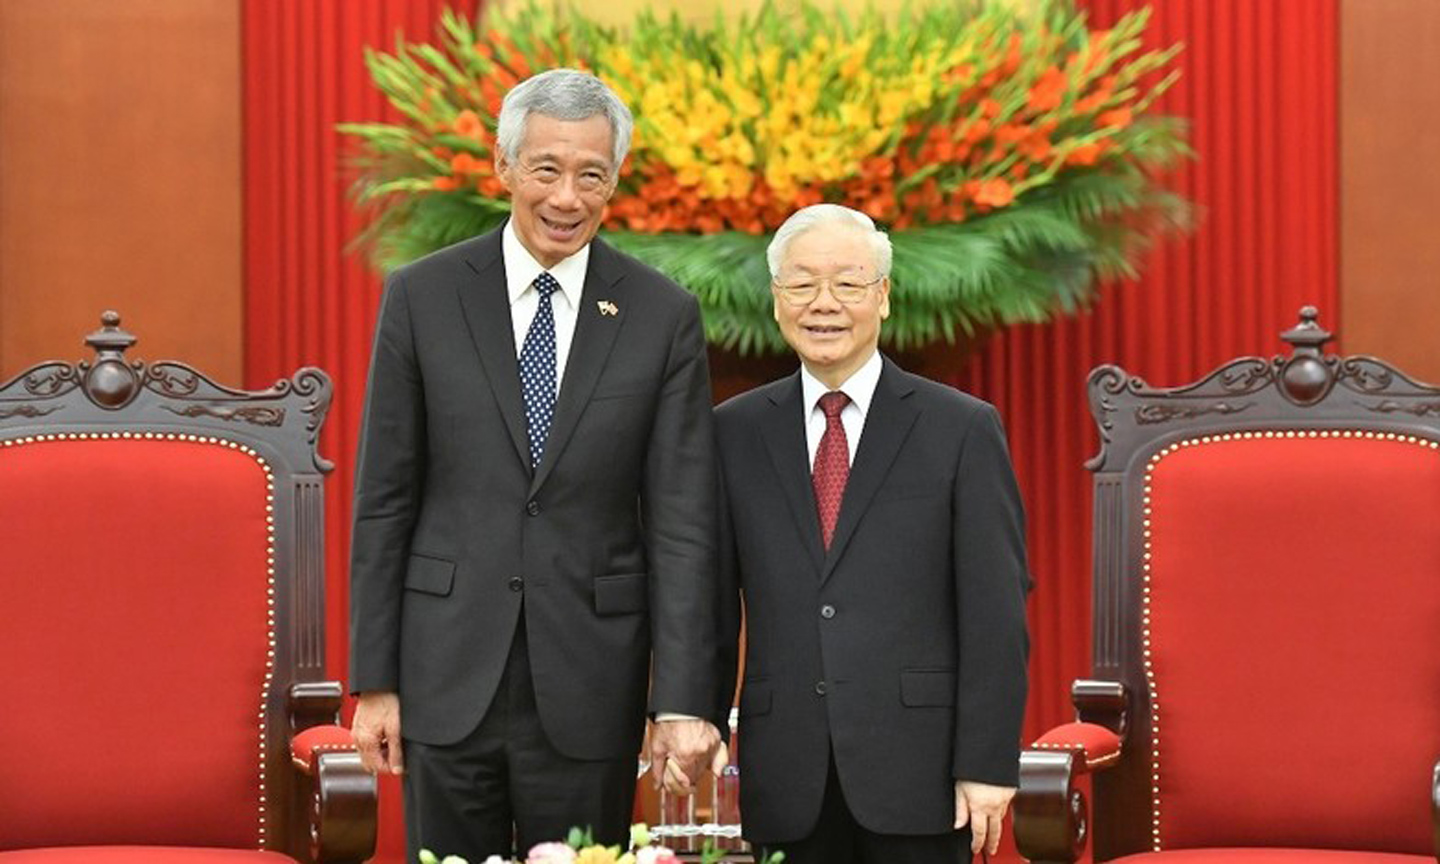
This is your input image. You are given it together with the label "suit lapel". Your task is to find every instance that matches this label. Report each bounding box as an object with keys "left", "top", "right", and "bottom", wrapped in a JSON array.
[
  {"left": 762, "top": 373, "right": 825, "bottom": 573},
  {"left": 821, "top": 358, "right": 919, "bottom": 583},
  {"left": 528, "top": 237, "right": 626, "bottom": 496},
  {"left": 457, "top": 228, "right": 531, "bottom": 468}
]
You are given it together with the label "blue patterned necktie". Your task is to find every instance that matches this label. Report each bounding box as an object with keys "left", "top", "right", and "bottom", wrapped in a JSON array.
[{"left": 519, "top": 272, "right": 559, "bottom": 468}]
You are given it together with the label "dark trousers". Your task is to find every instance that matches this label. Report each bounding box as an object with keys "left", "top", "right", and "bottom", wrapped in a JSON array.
[
  {"left": 402, "top": 618, "right": 636, "bottom": 862},
  {"left": 757, "top": 754, "right": 972, "bottom": 864}
]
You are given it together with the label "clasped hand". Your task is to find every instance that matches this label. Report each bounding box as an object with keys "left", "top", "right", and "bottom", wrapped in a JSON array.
[{"left": 647, "top": 718, "right": 726, "bottom": 795}]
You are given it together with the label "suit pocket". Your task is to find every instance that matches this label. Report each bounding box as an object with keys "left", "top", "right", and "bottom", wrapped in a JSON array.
[
  {"left": 739, "top": 679, "right": 772, "bottom": 717},
  {"left": 900, "top": 669, "right": 956, "bottom": 707},
  {"left": 590, "top": 387, "right": 652, "bottom": 402},
  {"left": 873, "top": 484, "right": 949, "bottom": 505},
  {"left": 593, "top": 572, "right": 648, "bottom": 616},
  {"left": 404, "top": 554, "right": 455, "bottom": 597}
]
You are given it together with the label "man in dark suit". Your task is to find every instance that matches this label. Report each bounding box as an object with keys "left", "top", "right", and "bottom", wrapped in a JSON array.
[
  {"left": 348, "top": 69, "right": 720, "bottom": 861},
  {"left": 716, "top": 204, "right": 1030, "bottom": 863}
]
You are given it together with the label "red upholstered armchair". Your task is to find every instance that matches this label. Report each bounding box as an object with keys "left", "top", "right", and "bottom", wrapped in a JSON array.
[
  {"left": 1014, "top": 307, "right": 1440, "bottom": 864},
  {"left": 0, "top": 314, "right": 376, "bottom": 863}
]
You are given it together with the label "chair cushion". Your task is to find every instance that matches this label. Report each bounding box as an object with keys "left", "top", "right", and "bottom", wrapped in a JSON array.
[
  {"left": 1144, "top": 433, "right": 1440, "bottom": 854},
  {"left": 1031, "top": 721, "right": 1122, "bottom": 772},
  {"left": 291, "top": 724, "right": 357, "bottom": 774},
  {"left": 1111, "top": 850, "right": 1430, "bottom": 863},
  {"left": 0, "top": 849, "right": 295, "bottom": 864},
  {"left": 1, "top": 439, "right": 273, "bottom": 848}
]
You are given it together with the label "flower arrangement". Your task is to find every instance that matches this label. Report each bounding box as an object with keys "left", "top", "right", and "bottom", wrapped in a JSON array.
[
  {"left": 342, "top": 0, "right": 1189, "bottom": 353},
  {"left": 418, "top": 823, "right": 778, "bottom": 864}
]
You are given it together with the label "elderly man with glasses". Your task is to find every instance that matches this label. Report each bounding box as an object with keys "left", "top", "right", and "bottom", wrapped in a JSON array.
[{"left": 715, "top": 204, "right": 1032, "bottom": 864}]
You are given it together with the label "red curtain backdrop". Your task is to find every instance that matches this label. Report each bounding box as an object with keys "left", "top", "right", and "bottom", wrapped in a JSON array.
[
  {"left": 241, "top": 4, "right": 453, "bottom": 860},
  {"left": 241, "top": 2, "right": 1337, "bottom": 861}
]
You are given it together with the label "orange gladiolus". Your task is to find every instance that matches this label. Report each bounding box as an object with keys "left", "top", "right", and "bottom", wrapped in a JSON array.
[
  {"left": 493, "top": 66, "right": 518, "bottom": 90},
  {"left": 993, "top": 123, "right": 1029, "bottom": 145},
  {"left": 453, "top": 109, "right": 485, "bottom": 141},
  {"left": 1027, "top": 66, "right": 1067, "bottom": 112},
  {"left": 451, "top": 153, "right": 481, "bottom": 174},
  {"left": 945, "top": 63, "right": 975, "bottom": 84},
  {"left": 1018, "top": 132, "right": 1052, "bottom": 163},
  {"left": 433, "top": 176, "right": 460, "bottom": 191},
  {"left": 1002, "top": 34, "right": 1023, "bottom": 75},
  {"left": 981, "top": 98, "right": 1002, "bottom": 119},
  {"left": 962, "top": 119, "right": 992, "bottom": 144},
  {"left": 1097, "top": 107, "right": 1132, "bottom": 129},
  {"left": 1066, "top": 141, "right": 1108, "bottom": 166},
  {"left": 863, "top": 156, "right": 895, "bottom": 179},
  {"left": 972, "top": 177, "right": 1015, "bottom": 208}
]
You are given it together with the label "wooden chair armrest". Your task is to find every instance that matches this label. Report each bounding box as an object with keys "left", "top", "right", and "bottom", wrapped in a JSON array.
[
  {"left": 1072, "top": 678, "right": 1129, "bottom": 739},
  {"left": 1431, "top": 757, "right": 1438, "bottom": 862},
  {"left": 1014, "top": 749, "right": 1089, "bottom": 864},
  {"left": 287, "top": 681, "right": 377, "bottom": 863},
  {"left": 290, "top": 680, "right": 345, "bottom": 731},
  {"left": 306, "top": 749, "right": 378, "bottom": 864},
  {"left": 1014, "top": 680, "right": 1130, "bottom": 864}
]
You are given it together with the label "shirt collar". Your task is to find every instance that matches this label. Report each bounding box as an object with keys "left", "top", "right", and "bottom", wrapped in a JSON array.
[
  {"left": 503, "top": 218, "right": 590, "bottom": 308},
  {"left": 800, "top": 349, "right": 883, "bottom": 420}
]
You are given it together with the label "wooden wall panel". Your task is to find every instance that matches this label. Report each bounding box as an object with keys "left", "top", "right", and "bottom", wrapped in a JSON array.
[
  {"left": 0, "top": 0, "right": 242, "bottom": 382},
  {"left": 1340, "top": 0, "right": 1440, "bottom": 385}
]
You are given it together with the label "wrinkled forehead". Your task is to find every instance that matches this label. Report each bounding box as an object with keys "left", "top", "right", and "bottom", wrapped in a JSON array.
[
  {"left": 780, "top": 223, "right": 881, "bottom": 275},
  {"left": 517, "top": 112, "right": 616, "bottom": 168}
]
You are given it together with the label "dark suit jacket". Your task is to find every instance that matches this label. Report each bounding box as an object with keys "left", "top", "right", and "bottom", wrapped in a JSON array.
[
  {"left": 349, "top": 225, "right": 717, "bottom": 761},
  {"left": 716, "top": 357, "right": 1029, "bottom": 842}
]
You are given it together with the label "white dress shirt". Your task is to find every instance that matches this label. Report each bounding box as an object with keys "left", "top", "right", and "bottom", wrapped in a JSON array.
[
  {"left": 800, "top": 349, "right": 883, "bottom": 470},
  {"left": 503, "top": 220, "right": 589, "bottom": 387}
]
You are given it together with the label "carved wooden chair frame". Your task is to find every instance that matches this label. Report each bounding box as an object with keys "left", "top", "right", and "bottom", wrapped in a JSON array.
[
  {"left": 0, "top": 312, "right": 376, "bottom": 863},
  {"left": 1013, "top": 307, "right": 1440, "bottom": 863}
]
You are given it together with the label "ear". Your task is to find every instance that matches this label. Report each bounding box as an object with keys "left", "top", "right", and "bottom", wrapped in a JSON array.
[
  {"left": 877, "top": 277, "right": 892, "bottom": 320},
  {"left": 495, "top": 149, "right": 515, "bottom": 195}
]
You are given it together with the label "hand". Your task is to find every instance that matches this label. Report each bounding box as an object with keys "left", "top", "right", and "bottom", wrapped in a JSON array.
[
  {"left": 352, "top": 691, "right": 404, "bottom": 775},
  {"left": 648, "top": 718, "right": 722, "bottom": 793},
  {"left": 954, "top": 780, "right": 1016, "bottom": 857}
]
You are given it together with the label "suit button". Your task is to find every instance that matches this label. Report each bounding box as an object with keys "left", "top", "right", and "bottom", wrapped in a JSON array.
[
  {"left": 508, "top": 576, "right": 524, "bottom": 592},
  {"left": 814, "top": 680, "right": 827, "bottom": 696},
  {"left": 820, "top": 604, "right": 836, "bottom": 619},
  {"left": 526, "top": 500, "right": 541, "bottom": 516}
]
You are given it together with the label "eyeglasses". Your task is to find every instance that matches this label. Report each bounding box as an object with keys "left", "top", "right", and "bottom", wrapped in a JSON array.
[{"left": 771, "top": 274, "right": 885, "bottom": 306}]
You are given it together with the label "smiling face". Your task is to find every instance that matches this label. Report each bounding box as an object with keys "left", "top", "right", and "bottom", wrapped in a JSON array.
[
  {"left": 496, "top": 112, "right": 617, "bottom": 269},
  {"left": 772, "top": 223, "right": 890, "bottom": 389}
]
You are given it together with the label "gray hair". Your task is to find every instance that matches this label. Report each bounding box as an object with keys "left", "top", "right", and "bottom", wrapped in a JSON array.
[
  {"left": 496, "top": 68, "right": 633, "bottom": 169},
  {"left": 766, "top": 204, "right": 893, "bottom": 279}
]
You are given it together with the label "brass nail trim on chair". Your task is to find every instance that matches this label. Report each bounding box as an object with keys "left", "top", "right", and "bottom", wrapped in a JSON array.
[
  {"left": 1141, "top": 428, "right": 1440, "bottom": 852},
  {"left": 2, "top": 431, "right": 278, "bottom": 848}
]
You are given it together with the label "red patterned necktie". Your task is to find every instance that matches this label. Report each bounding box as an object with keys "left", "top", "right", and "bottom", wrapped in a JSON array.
[{"left": 812, "top": 390, "right": 851, "bottom": 549}]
